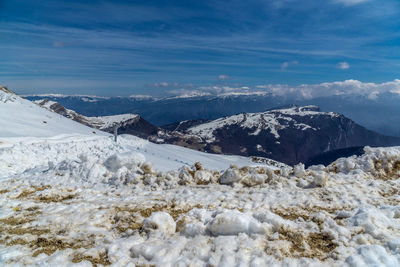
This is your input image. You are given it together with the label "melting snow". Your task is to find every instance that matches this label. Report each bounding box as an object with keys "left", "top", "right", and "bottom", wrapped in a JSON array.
[{"left": 0, "top": 133, "right": 399, "bottom": 266}]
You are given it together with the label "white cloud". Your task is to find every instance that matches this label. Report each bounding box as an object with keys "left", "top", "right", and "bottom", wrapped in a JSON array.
[
  {"left": 150, "top": 82, "right": 178, "bottom": 88},
  {"left": 336, "top": 62, "right": 350, "bottom": 69},
  {"left": 367, "top": 90, "right": 379, "bottom": 100},
  {"left": 281, "top": 62, "right": 289, "bottom": 70},
  {"left": 167, "top": 79, "right": 400, "bottom": 100},
  {"left": 147, "top": 82, "right": 194, "bottom": 88},
  {"left": 281, "top": 60, "right": 298, "bottom": 71},
  {"left": 170, "top": 85, "right": 250, "bottom": 97},
  {"left": 218, "top": 75, "right": 231, "bottom": 81},
  {"left": 334, "top": 0, "right": 370, "bottom": 6},
  {"left": 256, "top": 79, "right": 400, "bottom": 100}
]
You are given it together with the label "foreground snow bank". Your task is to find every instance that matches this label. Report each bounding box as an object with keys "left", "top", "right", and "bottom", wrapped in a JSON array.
[
  {"left": 0, "top": 134, "right": 266, "bottom": 176},
  {"left": 0, "top": 135, "right": 399, "bottom": 266}
]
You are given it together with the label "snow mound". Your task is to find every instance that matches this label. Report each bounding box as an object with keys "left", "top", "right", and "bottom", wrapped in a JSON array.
[
  {"left": 207, "top": 210, "right": 265, "bottom": 236},
  {"left": 143, "top": 212, "right": 176, "bottom": 234}
]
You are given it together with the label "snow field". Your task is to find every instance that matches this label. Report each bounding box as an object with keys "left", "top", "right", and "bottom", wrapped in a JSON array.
[
  {"left": 0, "top": 134, "right": 399, "bottom": 266},
  {"left": 0, "top": 89, "right": 105, "bottom": 138}
]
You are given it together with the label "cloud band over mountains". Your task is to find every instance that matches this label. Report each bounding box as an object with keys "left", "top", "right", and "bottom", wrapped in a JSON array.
[{"left": 165, "top": 79, "right": 400, "bottom": 100}]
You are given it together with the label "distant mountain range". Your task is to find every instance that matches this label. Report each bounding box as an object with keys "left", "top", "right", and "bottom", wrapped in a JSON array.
[
  {"left": 25, "top": 92, "right": 400, "bottom": 138},
  {"left": 35, "top": 99, "right": 400, "bottom": 166}
]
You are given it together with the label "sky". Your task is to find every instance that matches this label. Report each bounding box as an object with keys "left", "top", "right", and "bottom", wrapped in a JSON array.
[{"left": 1, "top": 0, "right": 400, "bottom": 96}]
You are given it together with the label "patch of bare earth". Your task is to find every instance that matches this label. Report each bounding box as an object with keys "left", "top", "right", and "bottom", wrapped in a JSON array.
[
  {"left": 14, "top": 185, "right": 77, "bottom": 204},
  {"left": 72, "top": 250, "right": 111, "bottom": 266},
  {"left": 373, "top": 160, "right": 400, "bottom": 180},
  {"left": 15, "top": 185, "right": 51, "bottom": 199},
  {"left": 0, "top": 188, "right": 9, "bottom": 194},
  {"left": 113, "top": 202, "right": 202, "bottom": 233}
]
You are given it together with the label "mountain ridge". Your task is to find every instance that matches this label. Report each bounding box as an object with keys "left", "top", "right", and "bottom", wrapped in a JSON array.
[{"left": 34, "top": 98, "right": 400, "bottom": 166}]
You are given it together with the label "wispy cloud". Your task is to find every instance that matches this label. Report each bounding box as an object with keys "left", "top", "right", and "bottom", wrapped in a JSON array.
[
  {"left": 334, "top": 0, "right": 371, "bottom": 6},
  {"left": 218, "top": 75, "right": 231, "bottom": 81},
  {"left": 281, "top": 61, "right": 298, "bottom": 71},
  {"left": 336, "top": 62, "right": 350, "bottom": 69},
  {"left": 165, "top": 79, "right": 400, "bottom": 100}
]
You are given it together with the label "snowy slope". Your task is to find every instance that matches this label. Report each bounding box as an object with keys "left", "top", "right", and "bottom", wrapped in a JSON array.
[
  {"left": 0, "top": 134, "right": 268, "bottom": 173},
  {"left": 0, "top": 86, "right": 105, "bottom": 137},
  {"left": 0, "top": 86, "right": 268, "bottom": 172}
]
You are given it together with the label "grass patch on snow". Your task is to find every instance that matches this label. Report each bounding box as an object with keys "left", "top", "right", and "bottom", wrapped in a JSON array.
[{"left": 113, "top": 202, "right": 202, "bottom": 233}]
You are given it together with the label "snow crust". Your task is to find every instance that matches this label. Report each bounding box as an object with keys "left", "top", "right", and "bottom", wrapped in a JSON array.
[{"left": 0, "top": 132, "right": 399, "bottom": 266}]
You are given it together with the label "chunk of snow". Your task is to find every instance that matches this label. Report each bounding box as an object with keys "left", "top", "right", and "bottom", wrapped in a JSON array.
[
  {"left": 293, "top": 163, "right": 306, "bottom": 177},
  {"left": 219, "top": 168, "right": 242, "bottom": 185},
  {"left": 207, "top": 210, "right": 265, "bottom": 236},
  {"left": 104, "top": 152, "right": 145, "bottom": 172},
  {"left": 143, "top": 212, "right": 176, "bottom": 234}
]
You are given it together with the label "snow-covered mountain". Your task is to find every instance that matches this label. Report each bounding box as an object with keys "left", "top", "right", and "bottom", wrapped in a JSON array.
[
  {"left": 33, "top": 97, "right": 400, "bottom": 166},
  {"left": 25, "top": 93, "right": 400, "bottom": 137},
  {"left": 1, "top": 85, "right": 400, "bottom": 266},
  {"left": 169, "top": 105, "right": 400, "bottom": 165}
]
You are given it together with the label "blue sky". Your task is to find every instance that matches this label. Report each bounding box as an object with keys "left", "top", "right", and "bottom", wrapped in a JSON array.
[{"left": 1, "top": 0, "right": 400, "bottom": 96}]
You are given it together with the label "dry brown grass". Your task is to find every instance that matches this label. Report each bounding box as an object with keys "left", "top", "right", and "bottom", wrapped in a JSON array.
[
  {"left": 72, "top": 251, "right": 111, "bottom": 266},
  {"left": 113, "top": 203, "right": 202, "bottom": 233},
  {"left": 272, "top": 208, "right": 310, "bottom": 221},
  {"left": 14, "top": 184, "right": 77, "bottom": 203},
  {"left": 0, "top": 188, "right": 9, "bottom": 194},
  {"left": 113, "top": 210, "right": 143, "bottom": 233},
  {"left": 272, "top": 205, "right": 354, "bottom": 223},
  {"left": 374, "top": 160, "right": 400, "bottom": 180},
  {"left": 0, "top": 207, "right": 50, "bottom": 247},
  {"left": 15, "top": 184, "right": 77, "bottom": 203},
  {"left": 31, "top": 237, "right": 96, "bottom": 257},
  {"left": 35, "top": 194, "right": 76, "bottom": 203},
  {"left": 16, "top": 185, "right": 51, "bottom": 199},
  {"left": 277, "top": 227, "right": 337, "bottom": 260}
]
